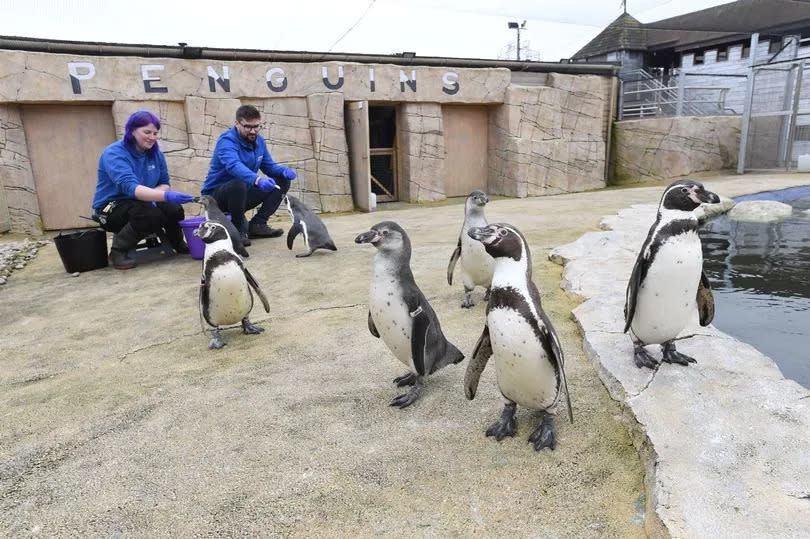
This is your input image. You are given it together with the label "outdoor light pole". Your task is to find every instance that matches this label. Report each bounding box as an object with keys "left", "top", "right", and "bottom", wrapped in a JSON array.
[{"left": 508, "top": 20, "right": 526, "bottom": 61}]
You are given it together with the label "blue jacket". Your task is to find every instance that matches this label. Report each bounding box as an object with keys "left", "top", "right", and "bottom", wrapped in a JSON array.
[
  {"left": 202, "top": 127, "right": 287, "bottom": 194},
  {"left": 92, "top": 140, "right": 169, "bottom": 210}
]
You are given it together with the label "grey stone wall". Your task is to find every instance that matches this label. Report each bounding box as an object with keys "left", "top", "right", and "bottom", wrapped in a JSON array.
[
  {"left": 0, "top": 104, "right": 39, "bottom": 234},
  {"left": 611, "top": 115, "right": 741, "bottom": 184},
  {"left": 397, "top": 103, "right": 446, "bottom": 203},
  {"left": 488, "top": 73, "right": 610, "bottom": 197}
]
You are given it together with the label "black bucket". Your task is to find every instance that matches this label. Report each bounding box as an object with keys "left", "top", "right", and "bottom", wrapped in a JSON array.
[{"left": 54, "top": 229, "right": 109, "bottom": 273}]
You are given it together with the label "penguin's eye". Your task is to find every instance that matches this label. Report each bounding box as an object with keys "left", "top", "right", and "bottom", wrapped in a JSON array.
[
  {"left": 681, "top": 187, "right": 689, "bottom": 193},
  {"left": 497, "top": 229, "right": 508, "bottom": 237},
  {"left": 381, "top": 230, "right": 389, "bottom": 236}
]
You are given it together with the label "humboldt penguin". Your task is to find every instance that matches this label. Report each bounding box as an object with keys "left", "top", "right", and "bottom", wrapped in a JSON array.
[
  {"left": 624, "top": 179, "right": 720, "bottom": 369},
  {"left": 195, "top": 195, "right": 250, "bottom": 258},
  {"left": 355, "top": 221, "right": 465, "bottom": 408},
  {"left": 465, "top": 223, "right": 573, "bottom": 451},
  {"left": 194, "top": 220, "right": 270, "bottom": 349},
  {"left": 283, "top": 194, "right": 337, "bottom": 257},
  {"left": 447, "top": 190, "right": 495, "bottom": 308}
]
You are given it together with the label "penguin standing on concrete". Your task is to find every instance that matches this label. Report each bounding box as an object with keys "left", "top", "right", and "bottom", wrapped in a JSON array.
[
  {"left": 465, "top": 223, "right": 573, "bottom": 451},
  {"left": 355, "top": 221, "right": 465, "bottom": 408},
  {"left": 196, "top": 195, "right": 250, "bottom": 258},
  {"left": 283, "top": 194, "right": 338, "bottom": 257},
  {"left": 624, "top": 179, "right": 720, "bottom": 369},
  {"left": 447, "top": 190, "right": 495, "bottom": 308},
  {"left": 194, "top": 220, "right": 270, "bottom": 349}
]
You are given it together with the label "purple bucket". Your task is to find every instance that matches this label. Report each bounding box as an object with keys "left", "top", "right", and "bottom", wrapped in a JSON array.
[{"left": 178, "top": 216, "right": 207, "bottom": 260}]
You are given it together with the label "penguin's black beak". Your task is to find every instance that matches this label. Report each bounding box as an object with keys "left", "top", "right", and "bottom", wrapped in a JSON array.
[
  {"left": 193, "top": 224, "right": 204, "bottom": 238},
  {"left": 699, "top": 189, "right": 721, "bottom": 204},
  {"left": 355, "top": 230, "right": 380, "bottom": 245},
  {"left": 467, "top": 226, "right": 491, "bottom": 242}
]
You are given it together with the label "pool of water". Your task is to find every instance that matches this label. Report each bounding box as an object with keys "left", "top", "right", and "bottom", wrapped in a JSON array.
[{"left": 699, "top": 185, "right": 810, "bottom": 388}]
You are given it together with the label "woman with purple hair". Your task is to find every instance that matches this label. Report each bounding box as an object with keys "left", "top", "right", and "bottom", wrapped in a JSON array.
[{"left": 92, "top": 110, "right": 195, "bottom": 269}]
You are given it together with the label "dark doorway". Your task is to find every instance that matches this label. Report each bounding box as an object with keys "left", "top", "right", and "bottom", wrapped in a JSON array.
[{"left": 369, "top": 105, "right": 397, "bottom": 202}]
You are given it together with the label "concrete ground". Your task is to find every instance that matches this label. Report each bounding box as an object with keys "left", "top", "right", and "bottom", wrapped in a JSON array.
[{"left": 1, "top": 172, "right": 806, "bottom": 536}]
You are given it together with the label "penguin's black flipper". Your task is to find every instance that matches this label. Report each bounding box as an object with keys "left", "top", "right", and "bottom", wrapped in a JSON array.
[
  {"left": 623, "top": 249, "right": 648, "bottom": 334},
  {"left": 409, "top": 306, "right": 429, "bottom": 376},
  {"left": 242, "top": 267, "right": 270, "bottom": 313},
  {"left": 464, "top": 325, "right": 492, "bottom": 400},
  {"left": 447, "top": 236, "right": 461, "bottom": 285},
  {"left": 538, "top": 308, "right": 574, "bottom": 424},
  {"left": 287, "top": 222, "right": 303, "bottom": 251},
  {"left": 368, "top": 311, "right": 380, "bottom": 338},
  {"left": 697, "top": 270, "right": 715, "bottom": 326}
]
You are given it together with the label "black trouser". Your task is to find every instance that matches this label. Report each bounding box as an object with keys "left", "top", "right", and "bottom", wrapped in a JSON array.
[
  {"left": 98, "top": 199, "right": 185, "bottom": 239},
  {"left": 207, "top": 177, "right": 290, "bottom": 235}
]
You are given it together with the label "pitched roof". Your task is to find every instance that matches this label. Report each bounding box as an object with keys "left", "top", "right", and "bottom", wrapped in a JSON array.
[{"left": 572, "top": 0, "right": 810, "bottom": 59}]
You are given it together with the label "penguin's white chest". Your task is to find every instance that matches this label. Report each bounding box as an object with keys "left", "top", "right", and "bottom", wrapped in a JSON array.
[
  {"left": 487, "top": 305, "right": 558, "bottom": 410},
  {"left": 460, "top": 232, "right": 495, "bottom": 287},
  {"left": 369, "top": 267, "right": 414, "bottom": 370},
  {"left": 632, "top": 232, "right": 702, "bottom": 344},
  {"left": 205, "top": 260, "right": 252, "bottom": 327}
]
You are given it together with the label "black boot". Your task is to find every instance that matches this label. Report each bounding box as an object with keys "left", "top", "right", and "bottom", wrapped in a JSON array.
[
  {"left": 167, "top": 226, "right": 190, "bottom": 254},
  {"left": 110, "top": 223, "right": 139, "bottom": 270}
]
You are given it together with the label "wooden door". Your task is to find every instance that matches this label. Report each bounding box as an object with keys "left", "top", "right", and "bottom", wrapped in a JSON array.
[
  {"left": 22, "top": 104, "right": 116, "bottom": 229},
  {"left": 443, "top": 105, "right": 489, "bottom": 197},
  {"left": 346, "top": 101, "right": 371, "bottom": 212}
]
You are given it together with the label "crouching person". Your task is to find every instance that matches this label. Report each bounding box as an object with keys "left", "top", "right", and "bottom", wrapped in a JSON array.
[{"left": 92, "top": 110, "right": 195, "bottom": 269}]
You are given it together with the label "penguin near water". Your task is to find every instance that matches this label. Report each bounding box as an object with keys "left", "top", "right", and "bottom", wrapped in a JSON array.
[
  {"left": 194, "top": 221, "right": 270, "bottom": 349},
  {"left": 465, "top": 223, "right": 573, "bottom": 451},
  {"left": 283, "top": 194, "right": 338, "bottom": 257},
  {"left": 447, "top": 190, "right": 495, "bottom": 308},
  {"left": 195, "top": 195, "right": 250, "bottom": 258},
  {"left": 355, "top": 221, "right": 465, "bottom": 408},
  {"left": 624, "top": 179, "right": 720, "bottom": 369}
]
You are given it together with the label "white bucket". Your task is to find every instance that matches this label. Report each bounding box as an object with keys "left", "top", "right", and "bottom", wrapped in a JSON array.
[
  {"left": 798, "top": 154, "right": 810, "bottom": 172},
  {"left": 369, "top": 192, "right": 377, "bottom": 211}
]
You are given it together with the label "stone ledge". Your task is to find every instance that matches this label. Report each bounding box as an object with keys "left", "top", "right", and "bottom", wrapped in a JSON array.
[{"left": 549, "top": 202, "right": 810, "bottom": 537}]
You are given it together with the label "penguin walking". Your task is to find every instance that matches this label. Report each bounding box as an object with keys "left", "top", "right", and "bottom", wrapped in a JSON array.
[
  {"left": 284, "top": 194, "right": 338, "bottom": 257},
  {"left": 465, "top": 223, "right": 573, "bottom": 451},
  {"left": 194, "top": 221, "right": 270, "bottom": 349},
  {"left": 624, "top": 179, "right": 720, "bottom": 369},
  {"left": 447, "top": 190, "right": 495, "bottom": 308},
  {"left": 355, "top": 221, "right": 465, "bottom": 408},
  {"left": 195, "top": 195, "right": 250, "bottom": 258}
]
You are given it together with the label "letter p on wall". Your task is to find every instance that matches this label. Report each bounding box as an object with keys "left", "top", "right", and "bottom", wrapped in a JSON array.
[{"left": 68, "top": 62, "right": 96, "bottom": 94}]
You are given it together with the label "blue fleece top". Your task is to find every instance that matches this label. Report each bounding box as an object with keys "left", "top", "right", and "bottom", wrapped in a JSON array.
[
  {"left": 92, "top": 140, "right": 169, "bottom": 209},
  {"left": 201, "top": 127, "right": 287, "bottom": 194}
]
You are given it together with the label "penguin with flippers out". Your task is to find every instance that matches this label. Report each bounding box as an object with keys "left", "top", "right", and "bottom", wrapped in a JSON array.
[
  {"left": 624, "top": 179, "right": 720, "bottom": 369},
  {"left": 194, "top": 221, "right": 269, "bottom": 349},
  {"left": 195, "top": 195, "right": 250, "bottom": 258},
  {"left": 465, "top": 223, "right": 573, "bottom": 451},
  {"left": 355, "top": 221, "right": 465, "bottom": 408},
  {"left": 283, "top": 194, "right": 337, "bottom": 257},
  {"left": 448, "top": 190, "right": 495, "bottom": 308}
]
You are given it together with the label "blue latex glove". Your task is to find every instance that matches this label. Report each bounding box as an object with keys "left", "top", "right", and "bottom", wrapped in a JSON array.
[
  {"left": 282, "top": 167, "right": 297, "bottom": 181},
  {"left": 164, "top": 191, "right": 195, "bottom": 204},
  {"left": 256, "top": 177, "right": 278, "bottom": 191}
]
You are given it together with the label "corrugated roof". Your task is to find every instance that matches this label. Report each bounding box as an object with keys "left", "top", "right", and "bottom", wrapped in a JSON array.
[{"left": 572, "top": 0, "right": 810, "bottom": 59}]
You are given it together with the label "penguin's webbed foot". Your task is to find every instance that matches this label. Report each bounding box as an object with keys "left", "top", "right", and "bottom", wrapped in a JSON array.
[
  {"left": 393, "top": 371, "right": 417, "bottom": 387},
  {"left": 461, "top": 292, "right": 475, "bottom": 309},
  {"left": 633, "top": 342, "right": 658, "bottom": 369},
  {"left": 483, "top": 287, "right": 491, "bottom": 301},
  {"left": 485, "top": 402, "right": 517, "bottom": 441},
  {"left": 662, "top": 342, "right": 697, "bottom": 366},
  {"left": 528, "top": 414, "right": 556, "bottom": 451},
  {"left": 390, "top": 377, "right": 423, "bottom": 408},
  {"left": 208, "top": 329, "right": 226, "bottom": 350},
  {"left": 295, "top": 249, "right": 314, "bottom": 258},
  {"left": 241, "top": 318, "right": 265, "bottom": 335}
]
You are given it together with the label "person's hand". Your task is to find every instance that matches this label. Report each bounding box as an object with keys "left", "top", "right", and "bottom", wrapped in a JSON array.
[
  {"left": 164, "top": 191, "right": 195, "bottom": 204},
  {"left": 282, "top": 167, "right": 297, "bottom": 181},
  {"left": 256, "top": 176, "right": 278, "bottom": 191}
]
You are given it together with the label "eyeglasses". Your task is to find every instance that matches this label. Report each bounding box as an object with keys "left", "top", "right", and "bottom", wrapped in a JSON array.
[{"left": 238, "top": 122, "right": 263, "bottom": 132}]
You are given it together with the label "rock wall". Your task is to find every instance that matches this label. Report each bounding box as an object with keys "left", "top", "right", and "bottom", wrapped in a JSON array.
[
  {"left": 488, "top": 73, "right": 610, "bottom": 197},
  {"left": 397, "top": 103, "right": 446, "bottom": 203},
  {"left": 0, "top": 104, "right": 39, "bottom": 234},
  {"left": 611, "top": 116, "right": 741, "bottom": 184}
]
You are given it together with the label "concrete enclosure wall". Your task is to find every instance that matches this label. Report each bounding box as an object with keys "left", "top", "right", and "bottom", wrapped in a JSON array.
[
  {"left": 0, "top": 47, "right": 616, "bottom": 233},
  {"left": 611, "top": 115, "right": 742, "bottom": 185}
]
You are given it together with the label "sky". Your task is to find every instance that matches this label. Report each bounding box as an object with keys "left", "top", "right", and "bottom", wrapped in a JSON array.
[{"left": 1, "top": 0, "right": 734, "bottom": 62}]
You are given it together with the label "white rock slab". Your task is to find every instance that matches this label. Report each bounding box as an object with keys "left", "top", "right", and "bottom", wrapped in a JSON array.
[
  {"left": 728, "top": 200, "right": 793, "bottom": 222},
  {"left": 551, "top": 202, "right": 810, "bottom": 537}
]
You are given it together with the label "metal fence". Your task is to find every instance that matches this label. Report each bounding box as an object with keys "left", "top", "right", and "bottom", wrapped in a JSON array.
[{"left": 618, "top": 69, "right": 747, "bottom": 120}]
